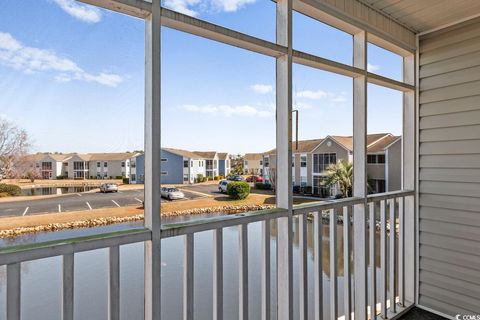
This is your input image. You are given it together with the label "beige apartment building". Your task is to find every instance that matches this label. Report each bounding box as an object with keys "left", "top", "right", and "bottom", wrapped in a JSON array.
[
  {"left": 243, "top": 153, "right": 264, "bottom": 175},
  {"left": 262, "top": 133, "right": 401, "bottom": 196}
]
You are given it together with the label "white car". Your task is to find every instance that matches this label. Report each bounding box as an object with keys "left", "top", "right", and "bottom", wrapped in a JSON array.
[
  {"left": 161, "top": 187, "right": 185, "bottom": 200},
  {"left": 100, "top": 183, "right": 118, "bottom": 193},
  {"left": 218, "top": 180, "right": 229, "bottom": 193}
]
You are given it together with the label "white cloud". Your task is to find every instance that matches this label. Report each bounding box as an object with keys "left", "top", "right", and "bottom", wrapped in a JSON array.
[
  {"left": 296, "top": 90, "right": 327, "bottom": 100},
  {"left": 163, "top": 0, "right": 201, "bottom": 16},
  {"left": 367, "top": 63, "right": 380, "bottom": 72},
  {"left": 211, "top": 0, "right": 256, "bottom": 12},
  {"left": 0, "top": 32, "right": 123, "bottom": 87},
  {"left": 163, "top": 0, "right": 256, "bottom": 16},
  {"left": 52, "top": 0, "right": 102, "bottom": 23},
  {"left": 181, "top": 104, "right": 273, "bottom": 117},
  {"left": 251, "top": 84, "right": 273, "bottom": 94}
]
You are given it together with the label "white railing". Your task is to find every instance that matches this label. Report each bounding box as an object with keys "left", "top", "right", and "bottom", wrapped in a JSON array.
[{"left": 0, "top": 190, "right": 414, "bottom": 319}]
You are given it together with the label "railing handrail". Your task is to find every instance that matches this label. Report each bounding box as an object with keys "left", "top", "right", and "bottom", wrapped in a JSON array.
[
  {"left": 0, "top": 190, "right": 415, "bottom": 265},
  {"left": 0, "top": 228, "right": 151, "bottom": 265}
]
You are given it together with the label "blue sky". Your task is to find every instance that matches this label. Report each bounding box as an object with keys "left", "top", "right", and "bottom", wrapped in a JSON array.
[{"left": 0, "top": 0, "right": 402, "bottom": 154}]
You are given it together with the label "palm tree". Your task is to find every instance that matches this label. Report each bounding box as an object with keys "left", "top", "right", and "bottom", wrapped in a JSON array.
[{"left": 323, "top": 159, "right": 353, "bottom": 198}]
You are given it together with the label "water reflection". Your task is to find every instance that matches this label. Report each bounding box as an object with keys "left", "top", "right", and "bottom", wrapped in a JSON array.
[
  {"left": 21, "top": 186, "right": 99, "bottom": 196},
  {"left": 0, "top": 216, "right": 393, "bottom": 320}
]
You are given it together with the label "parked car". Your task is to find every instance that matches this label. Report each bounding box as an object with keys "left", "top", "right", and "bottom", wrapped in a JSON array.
[
  {"left": 218, "top": 180, "right": 229, "bottom": 193},
  {"left": 161, "top": 187, "right": 185, "bottom": 200},
  {"left": 228, "top": 175, "right": 245, "bottom": 181},
  {"left": 246, "top": 175, "right": 263, "bottom": 183},
  {"left": 100, "top": 183, "right": 118, "bottom": 193}
]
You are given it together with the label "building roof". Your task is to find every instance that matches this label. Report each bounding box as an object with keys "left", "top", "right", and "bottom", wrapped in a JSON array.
[
  {"left": 87, "top": 153, "right": 136, "bottom": 161},
  {"left": 244, "top": 153, "right": 264, "bottom": 161},
  {"left": 193, "top": 151, "right": 217, "bottom": 159},
  {"left": 264, "top": 139, "right": 325, "bottom": 155},
  {"left": 369, "top": 135, "right": 401, "bottom": 153},
  {"left": 163, "top": 148, "right": 202, "bottom": 159},
  {"left": 262, "top": 134, "right": 396, "bottom": 155},
  {"left": 217, "top": 152, "right": 228, "bottom": 160}
]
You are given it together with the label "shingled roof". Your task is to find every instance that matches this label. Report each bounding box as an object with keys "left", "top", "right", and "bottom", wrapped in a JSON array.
[
  {"left": 244, "top": 153, "right": 264, "bottom": 161},
  {"left": 163, "top": 148, "right": 202, "bottom": 159},
  {"left": 193, "top": 151, "right": 217, "bottom": 159}
]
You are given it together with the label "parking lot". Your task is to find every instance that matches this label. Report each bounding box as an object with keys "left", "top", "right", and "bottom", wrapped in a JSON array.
[{"left": 0, "top": 188, "right": 204, "bottom": 217}]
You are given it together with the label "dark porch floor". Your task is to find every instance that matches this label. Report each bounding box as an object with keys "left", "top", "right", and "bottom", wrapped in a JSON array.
[{"left": 400, "top": 307, "right": 448, "bottom": 319}]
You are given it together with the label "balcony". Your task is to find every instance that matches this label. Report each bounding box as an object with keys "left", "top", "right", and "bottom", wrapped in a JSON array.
[{"left": 1, "top": 0, "right": 479, "bottom": 319}]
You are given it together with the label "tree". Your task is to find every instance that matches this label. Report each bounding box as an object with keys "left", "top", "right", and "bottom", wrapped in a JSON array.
[
  {"left": 323, "top": 160, "right": 353, "bottom": 198},
  {"left": 0, "top": 118, "right": 31, "bottom": 178}
]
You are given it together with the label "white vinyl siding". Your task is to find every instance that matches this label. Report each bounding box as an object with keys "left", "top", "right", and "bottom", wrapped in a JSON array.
[{"left": 419, "top": 17, "right": 480, "bottom": 316}]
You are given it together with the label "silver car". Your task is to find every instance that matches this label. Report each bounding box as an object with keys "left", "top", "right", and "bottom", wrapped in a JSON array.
[
  {"left": 100, "top": 183, "right": 118, "bottom": 193},
  {"left": 161, "top": 187, "right": 185, "bottom": 200}
]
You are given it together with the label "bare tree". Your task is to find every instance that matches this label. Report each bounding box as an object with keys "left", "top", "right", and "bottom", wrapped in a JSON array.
[
  {"left": 0, "top": 118, "right": 31, "bottom": 178},
  {"left": 268, "top": 167, "right": 277, "bottom": 191}
]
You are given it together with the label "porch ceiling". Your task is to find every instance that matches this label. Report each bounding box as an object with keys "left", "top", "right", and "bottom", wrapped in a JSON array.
[{"left": 360, "top": 0, "right": 480, "bottom": 33}]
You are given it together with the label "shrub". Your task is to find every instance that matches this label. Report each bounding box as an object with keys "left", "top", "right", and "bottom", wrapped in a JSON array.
[
  {"left": 214, "top": 176, "right": 220, "bottom": 180},
  {"left": 0, "top": 184, "right": 21, "bottom": 197},
  {"left": 0, "top": 192, "right": 10, "bottom": 198},
  {"left": 115, "top": 176, "right": 123, "bottom": 179},
  {"left": 255, "top": 182, "right": 271, "bottom": 190},
  {"left": 196, "top": 174, "right": 204, "bottom": 183},
  {"left": 303, "top": 186, "right": 313, "bottom": 195},
  {"left": 227, "top": 181, "right": 250, "bottom": 200},
  {"left": 293, "top": 185, "right": 301, "bottom": 194},
  {"left": 56, "top": 175, "right": 66, "bottom": 180},
  {"left": 122, "top": 177, "right": 129, "bottom": 184}
]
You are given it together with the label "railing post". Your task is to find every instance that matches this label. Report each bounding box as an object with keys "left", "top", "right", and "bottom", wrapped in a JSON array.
[
  {"left": 403, "top": 51, "right": 416, "bottom": 305},
  {"left": 144, "top": 1, "right": 162, "bottom": 319},
  {"left": 276, "top": 0, "right": 293, "bottom": 319},
  {"left": 7, "top": 263, "right": 21, "bottom": 320},
  {"left": 353, "top": 29, "right": 368, "bottom": 320}
]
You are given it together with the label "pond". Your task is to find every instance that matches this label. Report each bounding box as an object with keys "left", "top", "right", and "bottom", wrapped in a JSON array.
[
  {"left": 20, "top": 186, "right": 99, "bottom": 196},
  {"left": 0, "top": 214, "right": 392, "bottom": 320}
]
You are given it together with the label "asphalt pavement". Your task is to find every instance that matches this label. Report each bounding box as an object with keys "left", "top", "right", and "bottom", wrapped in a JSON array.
[{"left": 0, "top": 188, "right": 203, "bottom": 217}]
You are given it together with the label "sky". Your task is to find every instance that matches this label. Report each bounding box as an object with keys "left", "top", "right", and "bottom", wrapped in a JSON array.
[{"left": 0, "top": 0, "right": 403, "bottom": 155}]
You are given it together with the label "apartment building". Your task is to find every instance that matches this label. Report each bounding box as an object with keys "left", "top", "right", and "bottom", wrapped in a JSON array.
[
  {"left": 25, "top": 152, "right": 137, "bottom": 180},
  {"left": 193, "top": 151, "right": 219, "bottom": 178},
  {"left": 243, "top": 153, "right": 264, "bottom": 175},
  {"left": 262, "top": 133, "right": 401, "bottom": 197},
  {"left": 217, "top": 153, "right": 230, "bottom": 177}
]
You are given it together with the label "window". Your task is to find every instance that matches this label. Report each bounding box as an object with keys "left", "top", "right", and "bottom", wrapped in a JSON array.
[
  {"left": 73, "top": 161, "right": 85, "bottom": 171},
  {"left": 292, "top": 156, "right": 295, "bottom": 167},
  {"left": 301, "top": 176, "right": 307, "bottom": 187},
  {"left": 184, "top": 160, "right": 189, "bottom": 168},
  {"left": 313, "top": 153, "right": 336, "bottom": 173},
  {"left": 183, "top": 174, "right": 189, "bottom": 181},
  {"left": 63, "top": 162, "right": 68, "bottom": 167},
  {"left": 161, "top": 158, "right": 168, "bottom": 162},
  {"left": 161, "top": 171, "right": 168, "bottom": 175},
  {"left": 104, "top": 162, "right": 108, "bottom": 168},
  {"left": 368, "top": 154, "right": 386, "bottom": 164},
  {"left": 264, "top": 157, "right": 269, "bottom": 167},
  {"left": 131, "top": 174, "right": 136, "bottom": 181},
  {"left": 41, "top": 162, "right": 52, "bottom": 171},
  {"left": 300, "top": 155, "right": 307, "bottom": 167},
  {"left": 245, "top": 160, "right": 249, "bottom": 166},
  {"left": 190, "top": 160, "right": 193, "bottom": 167},
  {"left": 121, "top": 161, "right": 125, "bottom": 168},
  {"left": 97, "top": 162, "right": 101, "bottom": 168}
]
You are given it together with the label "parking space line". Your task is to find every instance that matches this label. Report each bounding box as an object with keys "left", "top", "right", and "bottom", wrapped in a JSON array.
[
  {"left": 86, "top": 202, "right": 92, "bottom": 210},
  {"left": 111, "top": 200, "right": 121, "bottom": 208},
  {"left": 134, "top": 198, "right": 143, "bottom": 203},
  {"left": 22, "top": 207, "right": 29, "bottom": 216},
  {"left": 76, "top": 193, "right": 82, "bottom": 197},
  {"left": 58, "top": 204, "right": 61, "bottom": 213}
]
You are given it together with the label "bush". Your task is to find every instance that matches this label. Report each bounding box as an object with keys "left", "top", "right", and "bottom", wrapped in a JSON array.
[
  {"left": 0, "top": 184, "right": 21, "bottom": 197},
  {"left": 214, "top": 176, "right": 220, "bottom": 180},
  {"left": 56, "top": 175, "right": 66, "bottom": 180},
  {"left": 227, "top": 181, "right": 250, "bottom": 200},
  {"left": 255, "top": 182, "right": 271, "bottom": 190},
  {"left": 115, "top": 176, "right": 123, "bottom": 180},
  {"left": 303, "top": 186, "right": 313, "bottom": 195},
  {"left": 0, "top": 192, "right": 10, "bottom": 198},
  {"left": 122, "top": 177, "right": 129, "bottom": 184},
  {"left": 293, "top": 185, "right": 301, "bottom": 194},
  {"left": 196, "top": 174, "right": 204, "bottom": 183}
]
